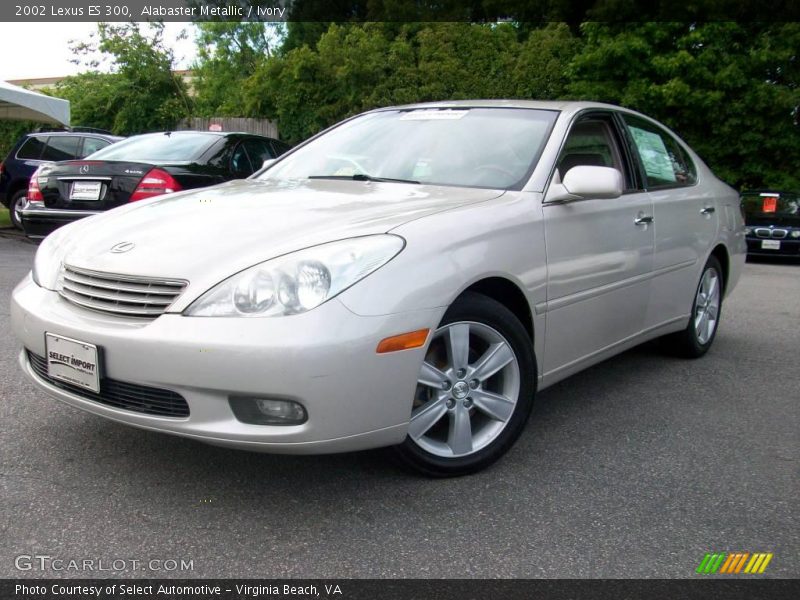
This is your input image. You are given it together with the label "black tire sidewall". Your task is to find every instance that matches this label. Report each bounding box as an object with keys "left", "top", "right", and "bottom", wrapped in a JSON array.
[{"left": 394, "top": 292, "right": 536, "bottom": 477}]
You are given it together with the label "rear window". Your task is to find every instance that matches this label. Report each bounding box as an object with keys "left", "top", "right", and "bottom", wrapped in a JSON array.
[
  {"left": 80, "top": 137, "right": 112, "bottom": 158},
  {"left": 741, "top": 192, "right": 800, "bottom": 216},
  {"left": 42, "top": 136, "right": 81, "bottom": 161},
  {"left": 88, "top": 132, "right": 219, "bottom": 162},
  {"left": 16, "top": 136, "right": 47, "bottom": 160}
]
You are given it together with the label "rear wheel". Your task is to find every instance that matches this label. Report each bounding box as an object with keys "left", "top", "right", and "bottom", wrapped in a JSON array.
[
  {"left": 9, "top": 189, "right": 26, "bottom": 230},
  {"left": 665, "top": 256, "right": 724, "bottom": 358},
  {"left": 392, "top": 292, "right": 536, "bottom": 477}
]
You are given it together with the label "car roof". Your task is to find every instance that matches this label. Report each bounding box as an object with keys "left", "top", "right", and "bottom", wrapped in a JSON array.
[
  {"left": 377, "top": 99, "right": 634, "bottom": 116},
  {"left": 26, "top": 131, "right": 122, "bottom": 140}
]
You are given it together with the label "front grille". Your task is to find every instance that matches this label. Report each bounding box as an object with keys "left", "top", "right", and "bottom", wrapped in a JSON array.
[
  {"left": 27, "top": 350, "right": 190, "bottom": 418},
  {"left": 59, "top": 264, "right": 187, "bottom": 318},
  {"left": 754, "top": 228, "right": 788, "bottom": 239}
]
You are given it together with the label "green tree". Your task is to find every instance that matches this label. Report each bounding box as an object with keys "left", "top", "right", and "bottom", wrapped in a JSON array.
[
  {"left": 567, "top": 22, "right": 800, "bottom": 189},
  {"left": 55, "top": 22, "right": 192, "bottom": 135},
  {"left": 192, "top": 22, "right": 284, "bottom": 116}
]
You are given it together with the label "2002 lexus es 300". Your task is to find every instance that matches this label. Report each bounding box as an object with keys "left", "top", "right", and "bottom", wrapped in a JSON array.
[{"left": 12, "top": 101, "right": 746, "bottom": 476}]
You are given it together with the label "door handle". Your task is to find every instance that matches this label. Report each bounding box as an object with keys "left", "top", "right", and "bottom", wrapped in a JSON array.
[
  {"left": 634, "top": 215, "right": 654, "bottom": 225},
  {"left": 700, "top": 206, "right": 716, "bottom": 215}
]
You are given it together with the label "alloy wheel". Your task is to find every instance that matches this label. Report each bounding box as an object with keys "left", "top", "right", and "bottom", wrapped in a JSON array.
[
  {"left": 694, "top": 267, "right": 720, "bottom": 345},
  {"left": 410, "top": 321, "right": 520, "bottom": 458}
]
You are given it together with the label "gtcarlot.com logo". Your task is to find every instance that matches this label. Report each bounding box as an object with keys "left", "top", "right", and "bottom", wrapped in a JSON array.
[
  {"left": 696, "top": 552, "right": 773, "bottom": 574},
  {"left": 15, "top": 554, "right": 194, "bottom": 572}
]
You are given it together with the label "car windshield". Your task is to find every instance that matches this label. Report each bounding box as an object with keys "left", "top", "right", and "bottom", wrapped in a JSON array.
[
  {"left": 86, "top": 132, "right": 219, "bottom": 162},
  {"left": 741, "top": 192, "right": 800, "bottom": 218},
  {"left": 258, "top": 108, "right": 558, "bottom": 189}
]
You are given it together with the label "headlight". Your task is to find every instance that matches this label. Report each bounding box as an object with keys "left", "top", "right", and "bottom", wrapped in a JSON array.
[
  {"left": 31, "top": 229, "right": 68, "bottom": 289},
  {"left": 185, "top": 235, "right": 404, "bottom": 317},
  {"left": 791, "top": 230, "right": 800, "bottom": 239},
  {"left": 744, "top": 227, "right": 752, "bottom": 236}
]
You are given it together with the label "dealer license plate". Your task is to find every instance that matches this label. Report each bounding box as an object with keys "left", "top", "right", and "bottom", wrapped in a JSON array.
[
  {"left": 761, "top": 240, "right": 781, "bottom": 250},
  {"left": 70, "top": 181, "right": 102, "bottom": 201},
  {"left": 45, "top": 333, "right": 100, "bottom": 393}
]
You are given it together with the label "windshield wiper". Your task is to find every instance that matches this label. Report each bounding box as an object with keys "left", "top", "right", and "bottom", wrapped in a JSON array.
[{"left": 309, "top": 173, "right": 420, "bottom": 184}]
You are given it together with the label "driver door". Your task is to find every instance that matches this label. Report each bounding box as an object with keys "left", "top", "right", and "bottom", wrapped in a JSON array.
[{"left": 542, "top": 112, "right": 655, "bottom": 382}]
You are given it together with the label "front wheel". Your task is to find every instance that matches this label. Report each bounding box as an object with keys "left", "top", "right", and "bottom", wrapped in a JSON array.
[
  {"left": 392, "top": 292, "right": 536, "bottom": 477},
  {"left": 664, "top": 256, "right": 724, "bottom": 358}
]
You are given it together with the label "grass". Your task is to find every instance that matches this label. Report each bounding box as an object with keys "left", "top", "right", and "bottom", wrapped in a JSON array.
[{"left": 0, "top": 207, "right": 10, "bottom": 229}]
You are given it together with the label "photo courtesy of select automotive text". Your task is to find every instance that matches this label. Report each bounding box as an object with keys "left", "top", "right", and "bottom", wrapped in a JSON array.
[{"left": 0, "top": 1, "right": 797, "bottom": 599}]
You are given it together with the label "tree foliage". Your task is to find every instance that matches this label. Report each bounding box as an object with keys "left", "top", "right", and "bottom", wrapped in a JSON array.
[{"left": 53, "top": 23, "right": 192, "bottom": 135}]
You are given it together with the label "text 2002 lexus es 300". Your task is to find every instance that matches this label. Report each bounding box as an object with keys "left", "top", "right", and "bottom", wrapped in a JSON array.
[{"left": 12, "top": 101, "right": 746, "bottom": 476}]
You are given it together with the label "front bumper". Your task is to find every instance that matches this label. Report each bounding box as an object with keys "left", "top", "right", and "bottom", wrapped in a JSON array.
[
  {"left": 746, "top": 236, "right": 800, "bottom": 257},
  {"left": 21, "top": 207, "right": 101, "bottom": 239},
  {"left": 12, "top": 275, "right": 443, "bottom": 453}
]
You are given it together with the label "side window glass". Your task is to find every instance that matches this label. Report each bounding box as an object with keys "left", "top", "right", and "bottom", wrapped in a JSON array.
[
  {"left": 42, "top": 136, "right": 81, "bottom": 161},
  {"left": 230, "top": 142, "right": 253, "bottom": 176},
  {"left": 558, "top": 119, "right": 624, "bottom": 181},
  {"left": 80, "top": 137, "right": 111, "bottom": 158},
  {"left": 243, "top": 139, "right": 275, "bottom": 167},
  {"left": 16, "top": 136, "right": 47, "bottom": 160},
  {"left": 623, "top": 116, "right": 697, "bottom": 188}
]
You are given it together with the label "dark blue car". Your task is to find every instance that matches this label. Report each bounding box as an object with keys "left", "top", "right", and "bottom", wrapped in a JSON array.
[
  {"left": 741, "top": 190, "right": 800, "bottom": 258},
  {"left": 0, "top": 129, "right": 122, "bottom": 229}
]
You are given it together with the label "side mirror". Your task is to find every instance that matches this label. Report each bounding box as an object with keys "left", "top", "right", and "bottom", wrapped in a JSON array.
[
  {"left": 262, "top": 159, "right": 276, "bottom": 170},
  {"left": 545, "top": 165, "right": 623, "bottom": 204}
]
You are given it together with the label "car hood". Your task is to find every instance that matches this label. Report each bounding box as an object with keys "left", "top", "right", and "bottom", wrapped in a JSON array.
[{"left": 53, "top": 178, "right": 503, "bottom": 303}]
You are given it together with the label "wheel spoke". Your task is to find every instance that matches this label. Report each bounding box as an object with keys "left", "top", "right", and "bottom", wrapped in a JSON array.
[
  {"left": 446, "top": 323, "right": 470, "bottom": 371},
  {"left": 408, "top": 398, "right": 447, "bottom": 440},
  {"left": 418, "top": 361, "right": 448, "bottom": 389},
  {"left": 707, "top": 302, "right": 719, "bottom": 320},
  {"left": 447, "top": 404, "right": 473, "bottom": 455},
  {"left": 706, "top": 274, "right": 718, "bottom": 299},
  {"left": 472, "top": 389, "right": 515, "bottom": 423},
  {"left": 698, "top": 311, "right": 709, "bottom": 342},
  {"left": 471, "top": 342, "right": 514, "bottom": 382}
]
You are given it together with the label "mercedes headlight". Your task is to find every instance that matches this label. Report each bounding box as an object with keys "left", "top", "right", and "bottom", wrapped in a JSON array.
[{"left": 185, "top": 235, "right": 404, "bottom": 317}]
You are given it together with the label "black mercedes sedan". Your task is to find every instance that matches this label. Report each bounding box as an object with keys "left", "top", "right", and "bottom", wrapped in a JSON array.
[
  {"left": 21, "top": 131, "right": 291, "bottom": 238},
  {"left": 741, "top": 190, "right": 800, "bottom": 258}
]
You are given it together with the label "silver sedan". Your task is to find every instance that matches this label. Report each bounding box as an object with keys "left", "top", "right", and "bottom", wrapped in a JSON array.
[{"left": 11, "top": 100, "right": 746, "bottom": 476}]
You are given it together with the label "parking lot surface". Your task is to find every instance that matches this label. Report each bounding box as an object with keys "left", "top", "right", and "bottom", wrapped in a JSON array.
[{"left": 1, "top": 233, "right": 797, "bottom": 578}]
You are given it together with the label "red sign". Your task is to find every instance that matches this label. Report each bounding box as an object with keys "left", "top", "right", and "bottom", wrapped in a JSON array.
[
  {"left": 208, "top": 124, "right": 223, "bottom": 132},
  {"left": 762, "top": 197, "right": 778, "bottom": 213}
]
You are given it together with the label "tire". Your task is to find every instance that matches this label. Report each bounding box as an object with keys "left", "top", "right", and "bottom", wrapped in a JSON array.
[
  {"left": 392, "top": 292, "right": 536, "bottom": 477},
  {"left": 664, "top": 256, "right": 724, "bottom": 358},
  {"left": 9, "top": 189, "right": 27, "bottom": 230}
]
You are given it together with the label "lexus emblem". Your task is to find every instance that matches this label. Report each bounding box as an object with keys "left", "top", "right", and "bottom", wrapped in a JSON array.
[
  {"left": 79, "top": 165, "right": 89, "bottom": 174},
  {"left": 110, "top": 242, "right": 135, "bottom": 254}
]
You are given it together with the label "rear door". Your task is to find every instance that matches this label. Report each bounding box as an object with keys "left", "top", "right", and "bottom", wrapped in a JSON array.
[
  {"left": 542, "top": 111, "right": 655, "bottom": 379},
  {"left": 619, "top": 114, "right": 717, "bottom": 327}
]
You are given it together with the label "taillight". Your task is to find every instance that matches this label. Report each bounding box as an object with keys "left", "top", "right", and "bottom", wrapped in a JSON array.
[
  {"left": 129, "top": 168, "right": 182, "bottom": 202},
  {"left": 27, "top": 167, "right": 44, "bottom": 202}
]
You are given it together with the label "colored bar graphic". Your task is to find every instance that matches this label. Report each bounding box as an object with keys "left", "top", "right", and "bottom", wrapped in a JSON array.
[{"left": 697, "top": 552, "right": 772, "bottom": 574}]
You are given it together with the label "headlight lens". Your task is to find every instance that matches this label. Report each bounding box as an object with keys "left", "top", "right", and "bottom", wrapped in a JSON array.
[
  {"left": 185, "top": 235, "right": 404, "bottom": 317},
  {"left": 744, "top": 227, "right": 752, "bottom": 236},
  {"left": 791, "top": 230, "right": 800, "bottom": 239}
]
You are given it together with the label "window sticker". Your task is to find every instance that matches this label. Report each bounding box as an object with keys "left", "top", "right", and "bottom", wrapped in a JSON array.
[
  {"left": 629, "top": 126, "right": 676, "bottom": 183},
  {"left": 400, "top": 110, "right": 469, "bottom": 121},
  {"left": 762, "top": 197, "right": 778, "bottom": 213}
]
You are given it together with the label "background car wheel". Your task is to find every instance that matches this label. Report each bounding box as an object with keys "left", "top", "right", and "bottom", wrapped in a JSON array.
[
  {"left": 392, "top": 292, "right": 536, "bottom": 477},
  {"left": 9, "top": 190, "right": 27, "bottom": 230},
  {"left": 664, "top": 256, "right": 724, "bottom": 358}
]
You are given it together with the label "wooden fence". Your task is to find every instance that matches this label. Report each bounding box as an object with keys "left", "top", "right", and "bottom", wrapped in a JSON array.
[{"left": 178, "top": 117, "right": 279, "bottom": 139}]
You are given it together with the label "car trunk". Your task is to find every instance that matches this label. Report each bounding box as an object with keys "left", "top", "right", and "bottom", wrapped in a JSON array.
[
  {"left": 741, "top": 192, "right": 800, "bottom": 227},
  {"left": 38, "top": 160, "right": 164, "bottom": 211}
]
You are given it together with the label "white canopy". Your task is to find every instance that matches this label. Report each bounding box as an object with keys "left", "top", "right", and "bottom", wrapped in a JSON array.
[{"left": 0, "top": 80, "right": 70, "bottom": 126}]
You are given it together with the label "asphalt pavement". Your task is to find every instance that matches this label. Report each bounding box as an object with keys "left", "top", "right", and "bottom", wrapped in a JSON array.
[{"left": 1, "top": 231, "right": 797, "bottom": 578}]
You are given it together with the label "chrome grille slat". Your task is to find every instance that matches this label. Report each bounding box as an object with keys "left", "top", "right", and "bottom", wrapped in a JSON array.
[
  {"left": 59, "top": 265, "right": 187, "bottom": 318},
  {"left": 62, "top": 271, "right": 181, "bottom": 295}
]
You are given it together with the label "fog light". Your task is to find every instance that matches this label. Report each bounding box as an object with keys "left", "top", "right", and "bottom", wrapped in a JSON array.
[{"left": 229, "top": 396, "right": 307, "bottom": 425}]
